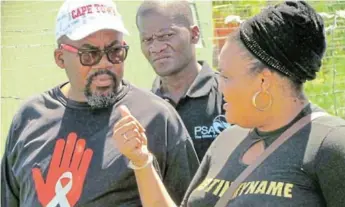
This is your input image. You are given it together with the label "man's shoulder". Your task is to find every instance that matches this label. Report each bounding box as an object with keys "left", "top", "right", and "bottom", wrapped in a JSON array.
[
  {"left": 5, "top": 88, "right": 58, "bottom": 146},
  {"left": 127, "top": 84, "right": 165, "bottom": 102},
  {"left": 126, "top": 84, "right": 178, "bottom": 116},
  {"left": 150, "top": 76, "right": 161, "bottom": 94},
  {"left": 17, "top": 92, "right": 50, "bottom": 113},
  {"left": 12, "top": 87, "right": 58, "bottom": 121},
  {"left": 199, "top": 60, "right": 221, "bottom": 88},
  {"left": 124, "top": 84, "right": 191, "bottom": 144}
]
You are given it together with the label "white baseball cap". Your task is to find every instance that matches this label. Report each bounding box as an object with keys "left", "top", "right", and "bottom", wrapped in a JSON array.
[{"left": 55, "top": 0, "right": 129, "bottom": 41}]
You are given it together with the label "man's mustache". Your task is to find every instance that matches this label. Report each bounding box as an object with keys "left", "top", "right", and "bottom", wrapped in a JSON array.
[
  {"left": 84, "top": 69, "right": 118, "bottom": 97},
  {"left": 87, "top": 69, "right": 117, "bottom": 82}
]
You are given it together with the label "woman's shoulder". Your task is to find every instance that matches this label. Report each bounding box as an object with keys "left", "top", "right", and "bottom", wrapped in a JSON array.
[
  {"left": 207, "top": 125, "right": 250, "bottom": 155},
  {"left": 310, "top": 103, "right": 345, "bottom": 128}
]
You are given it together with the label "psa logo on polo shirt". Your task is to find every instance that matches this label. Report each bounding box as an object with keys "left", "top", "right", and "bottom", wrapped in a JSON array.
[{"left": 194, "top": 115, "right": 230, "bottom": 139}]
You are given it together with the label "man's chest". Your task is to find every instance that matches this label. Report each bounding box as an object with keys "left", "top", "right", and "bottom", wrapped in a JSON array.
[
  {"left": 12, "top": 115, "right": 140, "bottom": 206},
  {"left": 176, "top": 98, "right": 228, "bottom": 140}
]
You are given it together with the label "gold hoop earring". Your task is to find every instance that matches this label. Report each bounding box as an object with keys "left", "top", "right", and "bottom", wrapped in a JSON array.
[{"left": 252, "top": 90, "right": 273, "bottom": 111}]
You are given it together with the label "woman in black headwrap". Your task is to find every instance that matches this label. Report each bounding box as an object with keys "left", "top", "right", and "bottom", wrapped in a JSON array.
[{"left": 112, "top": 1, "right": 345, "bottom": 206}]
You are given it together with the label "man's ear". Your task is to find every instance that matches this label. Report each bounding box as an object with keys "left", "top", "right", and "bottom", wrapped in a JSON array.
[
  {"left": 54, "top": 48, "right": 65, "bottom": 69},
  {"left": 190, "top": 25, "right": 200, "bottom": 44}
]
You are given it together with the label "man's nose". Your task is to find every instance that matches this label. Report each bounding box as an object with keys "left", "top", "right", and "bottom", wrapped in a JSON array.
[
  {"left": 96, "top": 52, "right": 113, "bottom": 69},
  {"left": 149, "top": 39, "right": 168, "bottom": 54}
]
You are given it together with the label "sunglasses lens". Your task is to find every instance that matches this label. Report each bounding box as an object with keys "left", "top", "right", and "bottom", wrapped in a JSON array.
[
  {"left": 80, "top": 51, "right": 101, "bottom": 66},
  {"left": 107, "top": 47, "right": 128, "bottom": 64},
  {"left": 78, "top": 46, "right": 128, "bottom": 66}
]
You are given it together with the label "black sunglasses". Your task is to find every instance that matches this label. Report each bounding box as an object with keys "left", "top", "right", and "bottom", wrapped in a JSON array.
[{"left": 60, "top": 43, "right": 129, "bottom": 66}]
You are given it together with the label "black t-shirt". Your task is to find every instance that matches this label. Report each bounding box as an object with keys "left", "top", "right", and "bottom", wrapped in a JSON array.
[
  {"left": 1, "top": 80, "right": 200, "bottom": 207},
  {"left": 181, "top": 104, "right": 345, "bottom": 207},
  {"left": 152, "top": 61, "right": 228, "bottom": 161}
]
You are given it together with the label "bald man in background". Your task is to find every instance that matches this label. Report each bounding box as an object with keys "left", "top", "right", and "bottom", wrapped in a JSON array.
[{"left": 136, "top": 1, "right": 229, "bottom": 161}]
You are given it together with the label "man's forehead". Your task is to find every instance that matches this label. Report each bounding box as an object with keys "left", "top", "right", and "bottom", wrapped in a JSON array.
[
  {"left": 72, "top": 31, "right": 123, "bottom": 47},
  {"left": 138, "top": 11, "right": 176, "bottom": 29},
  {"left": 81, "top": 40, "right": 121, "bottom": 48},
  {"left": 85, "top": 29, "right": 122, "bottom": 39},
  {"left": 140, "top": 26, "right": 175, "bottom": 36}
]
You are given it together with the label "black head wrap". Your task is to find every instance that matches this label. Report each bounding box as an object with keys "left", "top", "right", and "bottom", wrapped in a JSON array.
[{"left": 240, "top": 1, "right": 326, "bottom": 83}]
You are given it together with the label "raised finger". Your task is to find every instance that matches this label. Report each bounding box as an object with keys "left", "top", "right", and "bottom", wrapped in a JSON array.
[
  {"left": 114, "top": 115, "right": 136, "bottom": 130},
  {"left": 139, "top": 132, "right": 148, "bottom": 145},
  {"left": 114, "top": 116, "right": 146, "bottom": 134},
  {"left": 119, "top": 105, "right": 131, "bottom": 117},
  {"left": 134, "top": 119, "right": 146, "bottom": 133}
]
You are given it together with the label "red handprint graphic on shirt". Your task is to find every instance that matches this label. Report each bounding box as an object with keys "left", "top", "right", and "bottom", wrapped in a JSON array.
[{"left": 32, "top": 132, "right": 93, "bottom": 207}]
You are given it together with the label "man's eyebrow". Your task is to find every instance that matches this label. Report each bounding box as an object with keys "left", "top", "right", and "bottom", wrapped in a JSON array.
[
  {"left": 106, "top": 40, "right": 121, "bottom": 48},
  {"left": 141, "top": 27, "right": 174, "bottom": 36},
  {"left": 80, "top": 40, "right": 121, "bottom": 50},
  {"left": 80, "top": 44, "right": 99, "bottom": 50},
  {"left": 157, "top": 28, "right": 174, "bottom": 33}
]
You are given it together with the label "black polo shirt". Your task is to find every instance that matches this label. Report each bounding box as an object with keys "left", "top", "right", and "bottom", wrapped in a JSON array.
[{"left": 152, "top": 61, "right": 229, "bottom": 160}]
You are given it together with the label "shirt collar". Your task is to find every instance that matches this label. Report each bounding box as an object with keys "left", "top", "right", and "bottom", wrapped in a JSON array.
[{"left": 152, "top": 61, "right": 217, "bottom": 98}]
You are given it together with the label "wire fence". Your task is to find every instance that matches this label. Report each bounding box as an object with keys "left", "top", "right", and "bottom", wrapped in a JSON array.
[
  {"left": 1, "top": 1, "right": 213, "bottom": 150},
  {"left": 212, "top": 1, "right": 345, "bottom": 118}
]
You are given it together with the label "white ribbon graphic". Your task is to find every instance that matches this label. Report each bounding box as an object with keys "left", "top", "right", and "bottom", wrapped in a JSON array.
[{"left": 46, "top": 171, "right": 73, "bottom": 207}]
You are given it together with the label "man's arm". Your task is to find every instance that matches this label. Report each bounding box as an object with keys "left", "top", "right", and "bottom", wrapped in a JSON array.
[
  {"left": 315, "top": 126, "right": 345, "bottom": 206},
  {"left": 1, "top": 123, "right": 20, "bottom": 207}
]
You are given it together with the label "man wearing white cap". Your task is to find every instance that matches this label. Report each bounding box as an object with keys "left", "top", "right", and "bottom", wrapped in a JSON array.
[{"left": 1, "top": 0, "right": 199, "bottom": 206}]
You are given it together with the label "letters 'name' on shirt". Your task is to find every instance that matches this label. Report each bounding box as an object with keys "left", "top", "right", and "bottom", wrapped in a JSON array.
[{"left": 197, "top": 177, "right": 294, "bottom": 199}]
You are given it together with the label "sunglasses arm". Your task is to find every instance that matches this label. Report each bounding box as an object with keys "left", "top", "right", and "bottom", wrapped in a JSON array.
[{"left": 60, "top": 44, "right": 79, "bottom": 53}]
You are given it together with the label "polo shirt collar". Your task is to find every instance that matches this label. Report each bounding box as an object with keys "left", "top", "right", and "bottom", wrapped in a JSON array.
[{"left": 152, "top": 61, "right": 215, "bottom": 98}]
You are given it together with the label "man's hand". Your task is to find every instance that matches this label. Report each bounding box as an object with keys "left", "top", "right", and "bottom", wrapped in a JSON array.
[{"left": 112, "top": 105, "right": 150, "bottom": 167}]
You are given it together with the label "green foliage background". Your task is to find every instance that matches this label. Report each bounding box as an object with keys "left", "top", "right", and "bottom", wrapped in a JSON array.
[{"left": 213, "top": 1, "right": 345, "bottom": 118}]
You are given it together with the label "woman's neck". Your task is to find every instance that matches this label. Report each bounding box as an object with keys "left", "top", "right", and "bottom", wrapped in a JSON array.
[{"left": 257, "top": 97, "right": 309, "bottom": 132}]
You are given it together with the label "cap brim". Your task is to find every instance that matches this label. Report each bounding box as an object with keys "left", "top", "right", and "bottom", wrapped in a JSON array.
[{"left": 66, "top": 17, "right": 129, "bottom": 41}]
